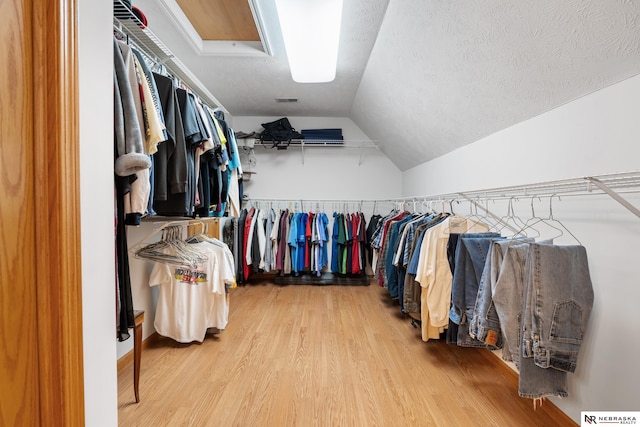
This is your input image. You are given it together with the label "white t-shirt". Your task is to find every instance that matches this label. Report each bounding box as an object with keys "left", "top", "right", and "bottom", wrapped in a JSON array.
[{"left": 149, "top": 241, "right": 235, "bottom": 343}]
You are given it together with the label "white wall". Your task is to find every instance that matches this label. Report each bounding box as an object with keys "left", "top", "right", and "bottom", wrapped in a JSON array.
[
  {"left": 233, "top": 117, "right": 402, "bottom": 201},
  {"left": 402, "top": 74, "right": 640, "bottom": 423},
  {"left": 79, "top": 1, "right": 118, "bottom": 426}
]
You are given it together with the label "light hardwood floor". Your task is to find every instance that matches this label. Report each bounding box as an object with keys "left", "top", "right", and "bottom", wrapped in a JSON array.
[{"left": 118, "top": 281, "right": 577, "bottom": 426}]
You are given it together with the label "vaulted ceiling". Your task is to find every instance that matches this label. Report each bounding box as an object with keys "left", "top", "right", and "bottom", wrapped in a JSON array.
[{"left": 132, "top": 0, "right": 640, "bottom": 171}]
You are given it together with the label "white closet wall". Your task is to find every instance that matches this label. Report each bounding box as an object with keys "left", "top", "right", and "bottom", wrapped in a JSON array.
[
  {"left": 233, "top": 116, "right": 402, "bottom": 201},
  {"left": 79, "top": 1, "right": 117, "bottom": 426},
  {"left": 403, "top": 74, "right": 640, "bottom": 424}
]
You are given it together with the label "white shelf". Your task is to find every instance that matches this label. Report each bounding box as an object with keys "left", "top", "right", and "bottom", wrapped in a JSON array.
[{"left": 253, "top": 139, "right": 380, "bottom": 165}]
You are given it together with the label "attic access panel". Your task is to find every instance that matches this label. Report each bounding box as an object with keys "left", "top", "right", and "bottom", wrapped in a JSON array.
[{"left": 175, "top": 0, "right": 260, "bottom": 41}]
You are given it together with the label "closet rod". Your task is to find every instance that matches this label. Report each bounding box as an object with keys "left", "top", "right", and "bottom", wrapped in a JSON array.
[
  {"left": 247, "top": 198, "right": 384, "bottom": 203},
  {"left": 248, "top": 171, "right": 640, "bottom": 219}
]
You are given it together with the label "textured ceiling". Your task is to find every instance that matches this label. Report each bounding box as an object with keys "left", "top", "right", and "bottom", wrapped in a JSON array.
[
  {"left": 351, "top": 0, "right": 640, "bottom": 170},
  {"left": 132, "top": 0, "right": 640, "bottom": 171}
]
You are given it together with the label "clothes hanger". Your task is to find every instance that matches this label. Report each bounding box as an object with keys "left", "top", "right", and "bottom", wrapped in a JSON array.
[
  {"left": 541, "top": 194, "right": 582, "bottom": 245},
  {"left": 496, "top": 197, "right": 529, "bottom": 237},
  {"left": 509, "top": 196, "right": 544, "bottom": 240},
  {"left": 134, "top": 225, "right": 207, "bottom": 267},
  {"left": 462, "top": 197, "right": 492, "bottom": 230},
  {"left": 186, "top": 221, "right": 226, "bottom": 247}
]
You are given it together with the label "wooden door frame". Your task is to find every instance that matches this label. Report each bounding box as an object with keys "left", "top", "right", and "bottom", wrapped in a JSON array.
[{"left": 32, "top": 0, "right": 85, "bottom": 424}]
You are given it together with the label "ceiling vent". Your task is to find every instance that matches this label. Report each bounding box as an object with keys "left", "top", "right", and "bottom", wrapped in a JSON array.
[{"left": 275, "top": 98, "right": 299, "bottom": 103}]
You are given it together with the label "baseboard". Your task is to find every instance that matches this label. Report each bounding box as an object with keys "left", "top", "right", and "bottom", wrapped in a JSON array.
[
  {"left": 117, "top": 332, "right": 160, "bottom": 372},
  {"left": 484, "top": 349, "right": 578, "bottom": 426}
]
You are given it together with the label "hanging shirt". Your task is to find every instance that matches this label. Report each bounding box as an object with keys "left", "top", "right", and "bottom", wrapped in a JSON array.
[
  {"left": 415, "top": 216, "right": 489, "bottom": 341},
  {"left": 288, "top": 213, "right": 299, "bottom": 274},
  {"left": 149, "top": 242, "right": 235, "bottom": 343}
]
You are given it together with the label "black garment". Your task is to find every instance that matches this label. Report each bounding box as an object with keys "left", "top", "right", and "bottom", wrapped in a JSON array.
[
  {"left": 220, "top": 167, "right": 230, "bottom": 204},
  {"left": 115, "top": 174, "right": 134, "bottom": 341},
  {"left": 152, "top": 73, "right": 191, "bottom": 216},
  {"left": 238, "top": 178, "right": 244, "bottom": 213},
  {"left": 237, "top": 209, "right": 247, "bottom": 283},
  {"left": 366, "top": 214, "right": 382, "bottom": 266},
  {"left": 152, "top": 73, "right": 178, "bottom": 199},
  {"left": 358, "top": 213, "right": 368, "bottom": 272},
  {"left": 446, "top": 234, "right": 462, "bottom": 345},
  {"left": 195, "top": 150, "right": 212, "bottom": 217},
  {"left": 251, "top": 216, "right": 261, "bottom": 273}
]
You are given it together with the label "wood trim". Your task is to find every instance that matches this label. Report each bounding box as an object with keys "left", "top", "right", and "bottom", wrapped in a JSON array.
[
  {"left": 32, "top": 0, "right": 85, "bottom": 424},
  {"left": 482, "top": 350, "right": 578, "bottom": 426},
  {"left": 0, "top": 1, "right": 39, "bottom": 425}
]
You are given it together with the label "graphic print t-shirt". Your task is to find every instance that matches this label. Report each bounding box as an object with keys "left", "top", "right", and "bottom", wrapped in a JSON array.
[{"left": 149, "top": 242, "right": 235, "bottom": 343}]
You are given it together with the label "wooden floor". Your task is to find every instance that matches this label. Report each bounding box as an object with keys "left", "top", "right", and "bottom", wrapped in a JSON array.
[{"left": 118, "top": 281, "right": 577, "bottom": 427}]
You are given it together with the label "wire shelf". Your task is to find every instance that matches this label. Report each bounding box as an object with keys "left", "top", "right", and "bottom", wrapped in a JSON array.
[{"left": 113, "top": 0, "right": 228, "bottom": 114}]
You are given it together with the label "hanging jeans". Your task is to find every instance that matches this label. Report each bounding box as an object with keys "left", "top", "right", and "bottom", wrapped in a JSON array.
[
  {"left": 469, "top": 236, "right": 511, "bottom": 347},
  {"left": 492, "top": 240, "right": 534, "bottom": 366},
  {"left": 519, "top": 242, "right": 568, "bottom": 399},
  {"left": 522, "top": 243, "right": 594, "bottom": 374},
  {"left": 506, "top": 242, "right": 593, "bottom": 399},
  {"left": 449, "top": 234, "right": 500, "bottom": 348}
]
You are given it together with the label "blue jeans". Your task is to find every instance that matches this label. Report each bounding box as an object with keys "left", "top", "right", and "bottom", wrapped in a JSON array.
[
  {"left": 449, "top": 234, "right": 500, "bottom": 348},
  {"left": 522, "top": 243, "right": 594, "bottom": 374},
  {"left": 490, "top": 239, "right": 534, "bottom": 365},
  {"left": 469, "top": 237, "right": 514, "bottom": 347},
  {"left": 519, "top": 242, "right": 573, "bottom": 399}
]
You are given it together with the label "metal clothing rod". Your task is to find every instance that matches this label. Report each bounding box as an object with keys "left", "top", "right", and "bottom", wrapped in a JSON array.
[
  {"left": 247, "top": 171, "right": 640, "bottom": 221},
  {"left": 394, "top": 172, "right": 640, "bottom": 202},
  {"left": 248, "top": 198, "right": 382, "bottom": 203}
]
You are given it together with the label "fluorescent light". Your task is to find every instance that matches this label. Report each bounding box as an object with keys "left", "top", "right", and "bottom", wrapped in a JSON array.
[{"left": 275, "top": 0, "right": 343, "bottom": 83}]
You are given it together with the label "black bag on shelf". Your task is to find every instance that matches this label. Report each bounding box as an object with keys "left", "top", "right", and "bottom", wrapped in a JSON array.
[{"left": 259, "top": 117, "right": 303, "bottom": 149}]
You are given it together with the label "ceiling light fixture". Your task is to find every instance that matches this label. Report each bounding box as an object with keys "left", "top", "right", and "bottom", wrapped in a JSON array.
[{"left": 274, "top": 0, "right": 343, "bottom": 83}]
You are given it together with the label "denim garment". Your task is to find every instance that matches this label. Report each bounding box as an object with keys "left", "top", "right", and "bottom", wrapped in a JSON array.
[
  {"left": 469, "top": 236, "right": 507, "bottom": 348},
  {"left": 449, "top": 234, "right": 499, "bottom": 348},
  {"left": 386, "top": 217, "right": 414, "bottom": 298},
  {"left": 518, "top": 242, "right": 569, "bottom": 399},
  {"left": 491, "top": 240, "right": 534, "bottom": 365},
  {"left": 445, "top": 232, "right": 497, "bottom": 345},
  {"left": 518, "top": 350, "right": 568, "bottom": 399},
  {"left": 449, "top": 234, "right": 500, "bottom": 324},
  {"left": 331, "top": 212, "right": 340, "bottom": 273},
  {"left": 525, "top": 243, "right": 594, "bottom": 374}
]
